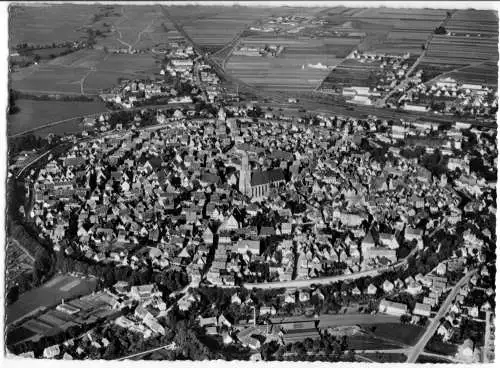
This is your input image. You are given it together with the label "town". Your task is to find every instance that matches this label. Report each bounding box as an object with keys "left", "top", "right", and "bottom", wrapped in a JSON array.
[{"left": 5, "top": 3, "right": 498, "bottom": 365}]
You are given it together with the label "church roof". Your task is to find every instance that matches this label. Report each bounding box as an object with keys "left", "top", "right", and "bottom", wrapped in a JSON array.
[{"left": 251, "top": 169, "right": 285, "bottom": 186}]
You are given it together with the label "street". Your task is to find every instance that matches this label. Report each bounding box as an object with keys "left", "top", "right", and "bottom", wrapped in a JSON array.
[{"left": 405, "top": 269, "right": 477, "bottom": 363}]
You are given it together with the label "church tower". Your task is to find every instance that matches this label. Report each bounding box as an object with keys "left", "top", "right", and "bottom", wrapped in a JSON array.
[{"left": 239, "top": 152, "right": 252, "bottom": 196}]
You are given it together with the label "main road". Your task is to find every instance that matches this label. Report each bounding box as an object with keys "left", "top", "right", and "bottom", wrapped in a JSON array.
[
  {"left": 405, "top": 269, "right": 477, "bottom": 363},
  {"left": 242, "top": 247, "right": 418, "bottom": 290}
]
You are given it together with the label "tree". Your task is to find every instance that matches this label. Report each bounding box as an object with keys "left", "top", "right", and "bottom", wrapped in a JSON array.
[
  {"left": 434, "top": 26, "right": 447, "bottom": 35},
  {"left": 400, "top": 314, "right": 411, "bottom": 324},
  {"left": 33, "top": 247, "right": 53, "bottom": 285}
]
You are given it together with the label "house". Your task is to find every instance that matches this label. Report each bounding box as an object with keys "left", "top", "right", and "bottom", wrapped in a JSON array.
[
  {"left": 259, "top": 305, "right": 276, "bottom": 316},
  {"left": 299, "top": 291, "right": 310, "bottom": 302},
  {"left": 199, "top": 316, "right": 218, "bottom": 327},
  {"left": 220, "top": 215, "right": 239, "bottom": 232},
  {"left": 236, "top": 239, "right": 260, "bottom": 255},
  {"left": 379, "top": 233, "right": 399, "bottom": 249},
  {"left": 231, "top": 293, "right": 242, "bottom": 305},
  {"left": 382, "top": 280, "right": 394, "bottom": 293},
  {"left": 404, "top": 226, "right": 424, "bottom": 248},
  {"left": 43, "top": 344, "right": 60, "bottom": 359},
  {"left": 378, "top": 299, "right": 408, "bottom": 316},
  {"left": 129, "top": 284, "right": 161, "bottom": 302},
  {"left": 413, "top": 302, "right": 431, "bottom": 317},
  {"left": 366, "top": 283, "right": 378, "bottom": 295},
  {"left": 436, "top": 262, "right": 447, "bottom": 276},
  {"left": 406, "top": 281, "right": 423, "bottom": 295},
  {"left": 437, "top": 320, "right": 453, "bottom": 341}
]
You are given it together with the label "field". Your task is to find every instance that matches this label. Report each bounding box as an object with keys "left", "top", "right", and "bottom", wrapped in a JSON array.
[
  {"left": 359, "top": 352, "right": 407, "bottom": 363},
  {"left": 8, "top": 99, "right": 108, "bottom": 137},
  {"left": 10, "top": 49, "right": 161, "bottom": 95},
  {"left": 6, "top": 273, "right": 97, "bottom": 325},
  {"left": 418, "top": 9, "right": 498, "bottom": 86},
  {"left": 9, "top": 4, "right": 101, "bottom": 47},
  {"left": 226, "top": 38, "right": 357, "bottom": 92},
  {"left": 10, "top": 4, "right": 166, "bottom": 96},
  {"left": 346, "top": 334, "right": 402, "bottom": 350},
  {"left": 416, "top": 354, "right": 453, "bottom": 363},
  {"left": 437, "top": 60, "right": 498, "bottom": 86},
  {"left": 361, "top": 323, "right": 426, "bottom": 346}
]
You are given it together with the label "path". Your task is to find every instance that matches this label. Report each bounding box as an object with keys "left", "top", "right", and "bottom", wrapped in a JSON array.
[
  {"left": 114, "top": 6, "right": 133, "bottom": 52},
  {"left": 406, "top": 269, "right": 477, "bottom": 363}
]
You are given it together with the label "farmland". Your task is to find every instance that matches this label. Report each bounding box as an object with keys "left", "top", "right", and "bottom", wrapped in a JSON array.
[
  {"left": 10, "top": 49, "right": 162, "bottom": 95},
  {"left": 10, "top": 4, "right": 167, "bottom": 96},
  {"left": 8, "top": 99, "right": 108, "bottom": 137},
  {"left": 9, "top": 4, "right": 101, "bottom": 47},
  {"left": 226, "top": 37, "right": 358, "bottom": 92},
  {"left": 417, "top": 9, "right": 498, "bottom": 86},
  {"left": 6, "top": 273, "right": 97, "bottom": 325}
]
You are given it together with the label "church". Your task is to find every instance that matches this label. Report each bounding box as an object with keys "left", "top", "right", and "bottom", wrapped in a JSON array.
[{"left": 239, "top": 152, "right": 285, "bottom": 199}]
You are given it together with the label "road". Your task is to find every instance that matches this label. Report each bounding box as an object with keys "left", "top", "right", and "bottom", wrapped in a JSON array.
[
  {"left": 15, "top": 148, "right": 53, "bottom": 179},
  {"left": 242, "top": 247, "right": 418, "bottom": 290},
  {"left": 405, "top": 269, "right": 477, "bottom": 363}
]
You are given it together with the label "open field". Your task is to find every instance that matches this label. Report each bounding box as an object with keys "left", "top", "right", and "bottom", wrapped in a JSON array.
[
  {"left": 226, "top": 37, "right": 357, "bottom": 92},
  {"left": 438, "top": 60, "right": 498, "bottom": 86},
  {"left": 359, "top": 352, "right": 407, "bottom": 363},
  {"left": 11, "top": 49, "right": 161, "bottom": 95},
  {"left": 417, "top": 9, "right": 498, "bottom": 86},
  {"left": 9, "top": 4, "right": 100, "bottom": 46},
  {"left": 361, "top": 323, "right": 426, "bottom": 346},
  {"left": 8, "top": 99, "right": 107, "bottom": 137},
  {"left": 6, "top": 273, "right": 97, "bottom": 325},
  {"left": 346, "top": 334, "right": 402, "bottom": 350}
]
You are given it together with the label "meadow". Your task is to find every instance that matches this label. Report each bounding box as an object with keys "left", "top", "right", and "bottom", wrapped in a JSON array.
[
  {"left": 11, "top": 49, "right": 161, "bottom": 95},
  {"left": 8, "top": 99, "right": 108, "bottom": 137},
  {"left": 9, "top": 4, "right": 100, "bottom": 47}
]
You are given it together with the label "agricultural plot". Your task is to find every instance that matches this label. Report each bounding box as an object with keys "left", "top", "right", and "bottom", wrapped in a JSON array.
[
  {"left": 11, "top": 49, "right": 160, "bottom": 95},
  {"left": 10, "top": 64, "right": 90, "bottom": 94},
  {"left": 6, "top": 274, "right": 97, "bottom": 325},
  {"left": 227, "top": 37, "right": 357, "bottom": 92},
  {"left": 9, "top": 4, "right": 99, "bottom": 47},
  {"left": 446, "top": 61, "right": 498, "bottom": 86},
  {"left": 95, "top": 5, "right": 164, "bottom": 52},
  {"left": 180, "top": 7, "right": 272, "bottom": 53},
  {"left": 418, "top": 9, "right": 498, "bottom": 85},
  {"left": 8, "top": 99, "right": 107, "bottom": 137},
  {"left": 320, "top": 58, "right": 383, "bottom": 90}
]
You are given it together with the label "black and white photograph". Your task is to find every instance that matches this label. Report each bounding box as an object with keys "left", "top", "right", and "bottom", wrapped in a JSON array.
[{"left": 2, "top": 0, "right": 498, "bottom": 364}]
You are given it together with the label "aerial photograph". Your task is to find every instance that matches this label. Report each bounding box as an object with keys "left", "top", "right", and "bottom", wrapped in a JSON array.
[{"left": 3, "top": 1, "right": 497, "bottom": 363}]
